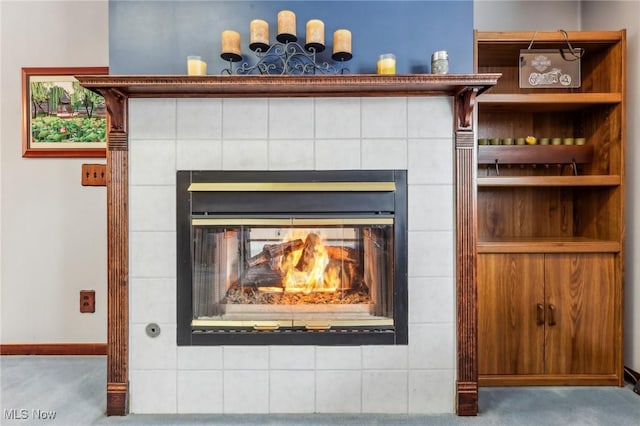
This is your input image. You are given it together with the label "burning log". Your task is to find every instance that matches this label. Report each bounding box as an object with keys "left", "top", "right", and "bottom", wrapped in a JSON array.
[
  {"left": 325, "top": 246, "right": 358, "bottom": 263},
  {"left": 242, "top": 232, "right": 363, "bottom": 294},
  {"left": 247, "top": 251, "right": 270, "bottom": 268},
  {"left": 247, "top": 239, "right": 304, "bottom": 267},
  {"left": 240, "top": 264, "right": 283, "bottom": 286},
  {"left": 295, "top": 233, "right": 323, "bottom": 272},
  {"left": 265, "top": 239, "right": 304, "bottom": 257}
]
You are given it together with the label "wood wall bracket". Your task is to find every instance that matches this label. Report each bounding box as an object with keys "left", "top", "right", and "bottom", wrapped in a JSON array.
[
  {"left": 78, "top": 74, "right": 499, "bottom": 417},
  {"left": 98, "top": 89, "right": 127, "bottom": 133},
  {"left": 456, "top": 87, "right": 478, "bottom": 130}
]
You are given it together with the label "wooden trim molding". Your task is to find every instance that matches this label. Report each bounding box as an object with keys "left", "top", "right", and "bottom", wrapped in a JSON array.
[
  {"left": 454, "top": 88, "right": 480, "bottom": 416},
  {"left": 92, "top": 86, "right": 130, "bottom": 417},
  {"left": 78, "top": 74, "right": 499, "bottom": 417},
  {"left": 0, "top": 343, "right": 107, "bottom": 356},
  {"left": 76, "top": 74, "right": 499, "bottom": 99}
]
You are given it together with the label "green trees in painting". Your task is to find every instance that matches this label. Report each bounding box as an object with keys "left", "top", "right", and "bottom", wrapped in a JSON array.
[
  {"left": 30, "top": 81, "right": 106, "bottom": 143},
  {"left": 71, "top": 82, "right": 103, "bottom": 118},
  {"left": 30, "top": 82, "right": 50, "bottom": 117}
]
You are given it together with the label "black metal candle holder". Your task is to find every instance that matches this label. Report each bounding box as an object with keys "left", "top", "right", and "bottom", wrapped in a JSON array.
[{"left": 221, "top": 36, "right": 351, "bottom": 75}]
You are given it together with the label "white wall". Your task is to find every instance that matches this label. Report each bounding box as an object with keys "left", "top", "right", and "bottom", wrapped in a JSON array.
[
  {"left": 474, "top": 0, "right": 581, "bottom": 31},
  {"left": 0, "top": 1, "right": 108, "bottom": 343},
  {"left": 582, "top": 0, "right": 640, "bottom": 372},
  {"left": 0, "top": 0, "right": 4, "bottom": 343},
  {"left": 475, "top": 0, "right": 639, "bottom": 372}
]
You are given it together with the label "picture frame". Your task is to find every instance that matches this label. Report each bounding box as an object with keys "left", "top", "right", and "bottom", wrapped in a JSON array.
[{"left": 22, "top": 67, "right": 109, "bottom": 158}]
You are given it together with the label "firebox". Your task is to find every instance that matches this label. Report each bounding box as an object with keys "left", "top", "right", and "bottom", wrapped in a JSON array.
[{"left": 177, "top": 170, "right": 407, "bottom": 345}]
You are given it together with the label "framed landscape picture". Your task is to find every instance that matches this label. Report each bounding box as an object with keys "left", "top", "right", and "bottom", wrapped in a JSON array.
[{"left": 22, "top": 67, "right": 109, "bottom": 158}]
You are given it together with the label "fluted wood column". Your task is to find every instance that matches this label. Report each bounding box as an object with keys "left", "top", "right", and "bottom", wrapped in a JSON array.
[
  {"left": 454, "top": 88, "right": 479, "bottom": 416},
  {"left": 100, "top": 90, "right": 129, "bottom": 416}
]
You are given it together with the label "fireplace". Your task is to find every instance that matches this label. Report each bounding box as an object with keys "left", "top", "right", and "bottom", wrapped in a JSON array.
[
  {"left": 177, "top": 170, "right": 408, "bottom": 345},
  {"left": 76, "top": 74, "right": 498, "bottom": 415}
]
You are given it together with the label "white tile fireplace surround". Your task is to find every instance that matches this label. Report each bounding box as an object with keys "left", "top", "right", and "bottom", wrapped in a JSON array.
[{"left": 128, "top": 96, "right": 456, "bottom": 414}]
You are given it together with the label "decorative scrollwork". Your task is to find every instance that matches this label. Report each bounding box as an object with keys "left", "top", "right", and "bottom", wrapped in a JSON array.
[{"left": 222, "top": 41, "right": 350, "bottom": 75}]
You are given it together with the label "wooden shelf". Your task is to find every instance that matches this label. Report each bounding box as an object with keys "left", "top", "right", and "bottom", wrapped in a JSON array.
[
  {"left": 478, "top": 145, "right": 593, "bottom": 165},
  {"left": 476, "top": 31, "right": 624, "bottom": 68},
  {"left": 477, "top": 175, "right": 621, "bottom": 187},
  {"left": 478, "top": 93, "right": 622, "bottom": 112},
  {"left": 478, "top": 237, "right": 621, "bottom": 254},
  {"left": 76, "top": 74, "right": 501, "bottom": 99},
  {"left": 476, "top": 30, "right": 624, "bottom": 45}
]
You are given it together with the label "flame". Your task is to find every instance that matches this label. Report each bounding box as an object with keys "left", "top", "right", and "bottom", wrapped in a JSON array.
[{"left": 278, "top": 231, "right": 341, "bottom": 294}]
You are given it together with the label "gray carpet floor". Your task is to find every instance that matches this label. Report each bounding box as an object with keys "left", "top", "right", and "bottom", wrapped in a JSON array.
[{"left": 1, "top": 356, "right": 639, "bottom": 425}]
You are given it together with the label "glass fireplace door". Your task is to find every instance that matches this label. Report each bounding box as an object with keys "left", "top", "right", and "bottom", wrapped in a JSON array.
[
  {"left": 177, "top": 169, "right": 407, "bottom": 345},
  {"left": 191, "top": 218, "right": 394, "bottom": 331}
]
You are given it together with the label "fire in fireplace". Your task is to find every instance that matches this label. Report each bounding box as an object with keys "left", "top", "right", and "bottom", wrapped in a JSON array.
[{"left": 177, "top": 170, "right": 407, "bottom": 345}]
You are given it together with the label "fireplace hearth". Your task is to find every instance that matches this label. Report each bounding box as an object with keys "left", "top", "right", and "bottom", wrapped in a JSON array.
[{"left": 177, "top": 170, "right": 408, "bottom": 345}]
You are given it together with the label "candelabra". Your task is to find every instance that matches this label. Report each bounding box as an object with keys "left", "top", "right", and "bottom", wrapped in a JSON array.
[
  {"left": 220, "top": 16, "right": 352, "bottom": 75},
  {"left": 222, "top": 41, "right": 351, "bottom": 75}
]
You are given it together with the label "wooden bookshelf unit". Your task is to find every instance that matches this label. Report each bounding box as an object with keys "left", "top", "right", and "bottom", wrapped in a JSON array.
[{"left": 474, "top": 30, "right": 625, "bottom": 387}]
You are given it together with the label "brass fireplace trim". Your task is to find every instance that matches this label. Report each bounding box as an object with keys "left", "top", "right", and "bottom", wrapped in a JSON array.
[
  {"left": 191, "top": 318, "right": 395, "bottom": 328},
  {"left": 192, "top": 319, "right": 292, "bottom": 328},
  {"left": 192, "top": 217, "right": 394, "bottom": 226},
  {"left": 188, "top": 182, "right": 397, "bottom": 192}
]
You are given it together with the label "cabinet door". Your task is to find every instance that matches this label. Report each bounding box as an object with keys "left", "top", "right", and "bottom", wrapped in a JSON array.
[
  {"left": 544, "top": 253, "right": 616, "bottom": 375},
  {"left": 478, "top": 253, "right": 545, "bottom": 375}
]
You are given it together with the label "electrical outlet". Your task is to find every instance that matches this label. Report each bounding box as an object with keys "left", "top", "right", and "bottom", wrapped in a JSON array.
[
  {"left": 81, "top": 164, "right": 106, "bottom": 186},
  {"left": 80, "top": 290, "right": 95, "bottom": 313}
]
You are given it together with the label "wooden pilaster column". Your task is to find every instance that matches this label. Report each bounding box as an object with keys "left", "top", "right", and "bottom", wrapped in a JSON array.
[
  {"left": 99, "top": 89, "right": 129, "bottom": 416},
  {"left": 454, "top": 87, "right": 479, "bottom": 416}
]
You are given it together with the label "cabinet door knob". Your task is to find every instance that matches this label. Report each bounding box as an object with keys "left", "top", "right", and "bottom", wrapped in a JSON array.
[
  {"left": 548, "top": 304, "right": 557, "bottom": 326},
  {"left": 536, "top": 303, "right": 545, "bottom": 325}
]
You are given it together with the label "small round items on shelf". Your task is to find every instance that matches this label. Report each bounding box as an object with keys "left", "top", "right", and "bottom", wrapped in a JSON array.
[{"left": 479, "top": 136, "right": 587, "bottom": 146}]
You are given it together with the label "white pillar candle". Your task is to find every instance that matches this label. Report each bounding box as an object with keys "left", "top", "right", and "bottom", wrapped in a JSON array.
[
  {"left": 221, "top": 30, "right": 241, "bottom": 56},
  {"left": 187, "top": 56, "right": 207, "bottom": 76},
  {"left": 306, "top": 19, "right": 324, "bottom": 45},
  {"left": 250, "top": 19, "right": 269, "bottom": 46},
  {"left": 277, "top": 10, "right": 296, "bottom": 37},
  {"left": 333, "top": 29, "right": 351, "bottom": 54}
]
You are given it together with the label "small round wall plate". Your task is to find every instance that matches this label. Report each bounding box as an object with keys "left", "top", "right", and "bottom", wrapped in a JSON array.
[{"left": 146, "top": 323, "right": 161, "bottom": 338}]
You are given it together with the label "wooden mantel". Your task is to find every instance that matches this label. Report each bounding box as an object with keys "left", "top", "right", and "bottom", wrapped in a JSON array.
[
  {"left": 78, "top": 73, "right": 498, "bottom": 97},
  {"left": 77, "top": 74, "right": 500, "bottom": 417}
]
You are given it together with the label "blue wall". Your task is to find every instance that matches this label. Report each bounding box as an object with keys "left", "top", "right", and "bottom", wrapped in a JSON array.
[{"left": 109, "top": 0, "right": 473, "bottom": 75}]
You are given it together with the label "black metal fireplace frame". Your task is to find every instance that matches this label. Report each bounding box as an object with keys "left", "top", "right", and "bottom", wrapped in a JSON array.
[{"left": 177, "top": 170, "right": 407, "bottom": 346}]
